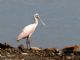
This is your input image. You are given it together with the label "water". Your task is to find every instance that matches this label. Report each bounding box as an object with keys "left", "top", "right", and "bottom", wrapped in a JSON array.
[{"left": 0, "top": 0, "right": 80, "bottom": 48}]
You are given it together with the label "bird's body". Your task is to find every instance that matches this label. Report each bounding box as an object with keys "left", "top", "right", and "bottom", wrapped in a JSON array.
[
  {"left": 17, "top": 13, "right": 43, "bottom": 49},
  {"left": 17, "top": 24, "right": 37, "bottom": 40}
]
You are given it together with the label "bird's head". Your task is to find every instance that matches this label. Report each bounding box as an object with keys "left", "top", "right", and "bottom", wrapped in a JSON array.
[
  {"left": 34, "top": 13, "right": 40, "bottom": 20},
  {"left": 34, "top": 13, "right": 46, "bottom": 26}
]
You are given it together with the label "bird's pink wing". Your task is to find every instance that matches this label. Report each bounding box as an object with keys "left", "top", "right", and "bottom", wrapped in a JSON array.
[{"left": 17, "top": 24, "right": 36, "bottom": 40}]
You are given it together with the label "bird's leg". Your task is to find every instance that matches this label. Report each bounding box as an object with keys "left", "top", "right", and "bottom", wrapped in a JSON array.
[
  {"left": 28, "top": 38, "right": 31, "bottom": 49},
  {"left": 26, "top": 38, "right": 29, "bottom": 49},
  {"left": 26, "top": 37, "right": 31, "bottom": 49}
]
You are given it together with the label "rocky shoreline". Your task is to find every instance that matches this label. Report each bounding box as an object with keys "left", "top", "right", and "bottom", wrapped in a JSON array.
[{"left": 0, "top": 43, "right": 80, "bottom": 60}]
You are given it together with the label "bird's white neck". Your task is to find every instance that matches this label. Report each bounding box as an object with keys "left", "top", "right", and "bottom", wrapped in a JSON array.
[{"left": 34, "top": 18, "right": 38, "bottom": 25}]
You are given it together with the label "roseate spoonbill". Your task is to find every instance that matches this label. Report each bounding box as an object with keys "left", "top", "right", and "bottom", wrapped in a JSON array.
[{"left": 17, "top": 13, "right": 45, "bottom": 49}]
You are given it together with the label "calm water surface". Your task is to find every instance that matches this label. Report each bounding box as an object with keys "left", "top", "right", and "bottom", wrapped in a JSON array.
[{"left": 0, "top": 0, "right": 80, "bottom": 48}]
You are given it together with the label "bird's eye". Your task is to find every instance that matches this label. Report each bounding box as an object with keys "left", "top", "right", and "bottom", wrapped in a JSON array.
[{"left": 36, "top": 16, "right": 40, "bottom": 20}]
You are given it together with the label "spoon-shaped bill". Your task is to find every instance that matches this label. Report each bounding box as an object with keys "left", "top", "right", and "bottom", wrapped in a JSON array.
[{"left": 40, "top": 20, "right": 46, "bottom": 26}]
